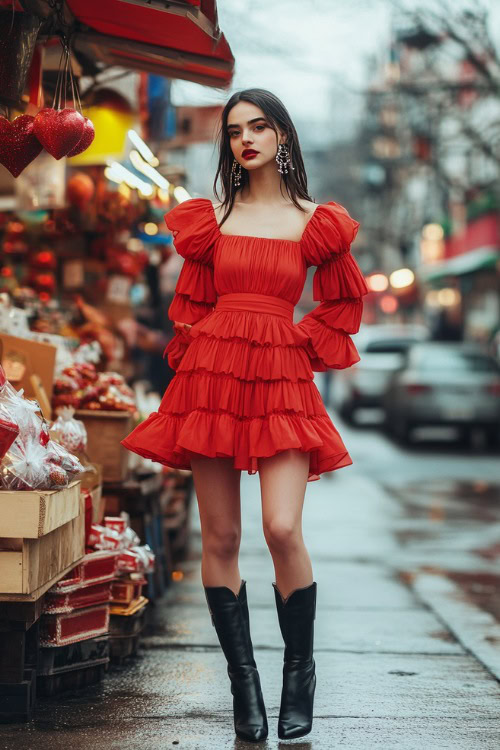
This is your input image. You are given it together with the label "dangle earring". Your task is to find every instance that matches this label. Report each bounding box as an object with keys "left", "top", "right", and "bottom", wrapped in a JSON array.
[
  {"left": 276, "top": 142, "right": 294, "bottom": 175},
  {"left": 231, "top": 157, "right": 242, "bottom": 187}
]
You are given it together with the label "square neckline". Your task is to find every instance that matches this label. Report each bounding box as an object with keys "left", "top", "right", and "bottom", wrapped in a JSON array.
[{"left": 208, "top": 199, "right": 323, "bottom": 245}]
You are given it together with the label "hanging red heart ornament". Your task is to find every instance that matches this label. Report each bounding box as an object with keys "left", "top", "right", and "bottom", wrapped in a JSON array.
[
  {"left": 33, "top": 108, "right": 85, "bottom": 160},
  {"left": 67, "top": 117, "right": 95, "bottom": 157},
  {"left": 0, "top": 115, "right": 43, "bottom": 177}
]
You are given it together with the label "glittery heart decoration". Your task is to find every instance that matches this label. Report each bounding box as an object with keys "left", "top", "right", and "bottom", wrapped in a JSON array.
[
  {"left": 66, "top": 117, "right": 95, "bottom": 157},
  {"left": 33, "top": 107, "right": 85, "bottom": 160},
  {"left": 0, "top": 115, "right": 43, "bottom": 177}
]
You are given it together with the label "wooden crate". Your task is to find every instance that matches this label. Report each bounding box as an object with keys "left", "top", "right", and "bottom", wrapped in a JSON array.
[
  {"left": 0, "top": 495, "right": 85, "bottom": 598},
  {"left": 90, "top": 484, "right": 104, "bottom": 524},
  {"left": 75, "top": 410, "right": 134, "bottom": 483},
  {"left": 0, "top": 481, "right": 81, "bottom": 539}
]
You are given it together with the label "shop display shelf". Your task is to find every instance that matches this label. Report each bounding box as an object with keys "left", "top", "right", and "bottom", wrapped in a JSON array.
[
  {"left": 0, "top": 668, "right": 36, "bottom": 724},
  {"left": 110, "top": 576, "right": 146, "bottom": 605},
  {"left": 37, "top": 661, "right": 108, "bottom": 697},
  {"left": 37, "top": 634, "right": 109, "bottom": 698},
  {"left": 109, "top": 633, "right": 141, "bottom": 665},
  {"left": 39, "top": 603, "right": 110, "bottom": 647},
  {"left": 43, "top": 580, "right": 112, "bottom": 614}
]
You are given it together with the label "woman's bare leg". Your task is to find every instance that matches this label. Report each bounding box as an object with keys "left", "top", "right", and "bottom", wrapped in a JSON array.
[
  {"left": 190, "top": 454, "right": 242, "bottom": 595},
  {"left": 258, "top": 449, "right": 313, "bottom": 598}
]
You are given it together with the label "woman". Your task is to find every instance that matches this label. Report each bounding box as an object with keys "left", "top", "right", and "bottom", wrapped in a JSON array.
[{"left": 122, "top": 88, "right": 368, "bottom": 742}]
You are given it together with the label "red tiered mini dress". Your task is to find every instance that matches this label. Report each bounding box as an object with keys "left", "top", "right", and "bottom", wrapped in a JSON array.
[{"left": 121, "top": 197, "right": 369, "bottom": 482}]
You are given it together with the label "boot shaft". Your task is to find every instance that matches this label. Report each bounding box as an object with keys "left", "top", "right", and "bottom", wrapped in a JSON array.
[
  {"left": 273, "top": 582, "right": 317, "bottom": 664},
  {"left": 204, "top": 580, "right": 256, "bottom": 669}
]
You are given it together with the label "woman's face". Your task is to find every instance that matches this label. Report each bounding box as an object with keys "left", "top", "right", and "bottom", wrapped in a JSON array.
[{"left": 226, "top": 101, "right": 284, "bottom": 171}]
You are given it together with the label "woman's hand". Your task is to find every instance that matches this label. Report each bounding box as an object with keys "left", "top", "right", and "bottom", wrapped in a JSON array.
[{"left": 173, "top": 320, "right": 192, "bottom": 337}]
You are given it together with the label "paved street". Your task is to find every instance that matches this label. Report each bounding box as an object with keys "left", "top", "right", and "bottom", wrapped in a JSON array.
[{"left": 3, "top": 411, "right": 500, "bottom": 749}]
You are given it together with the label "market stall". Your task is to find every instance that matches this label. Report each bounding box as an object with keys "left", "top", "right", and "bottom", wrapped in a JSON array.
[{"left": 0, "top": 0, "right": 233, "bottom": 724}]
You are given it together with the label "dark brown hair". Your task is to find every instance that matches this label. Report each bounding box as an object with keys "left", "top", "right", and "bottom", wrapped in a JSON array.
[{"left": 212, "top": 88, "right": 314, "bottom": 228}]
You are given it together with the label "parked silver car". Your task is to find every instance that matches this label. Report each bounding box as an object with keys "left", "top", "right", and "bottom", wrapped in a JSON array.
[
  {"left": 383, "top": 342, "right": 500, "bottom": 445},
  {"left": 333, "top": 324, "right": 430, "bottom": 424}
]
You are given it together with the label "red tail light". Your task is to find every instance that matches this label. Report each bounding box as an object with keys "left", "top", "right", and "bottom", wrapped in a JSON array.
[
  {"left": 485, "top": 382, "right": 500, "bottom": 396},
  {"left": 405, "top": 384, "right": 432, "bottom": 395}
]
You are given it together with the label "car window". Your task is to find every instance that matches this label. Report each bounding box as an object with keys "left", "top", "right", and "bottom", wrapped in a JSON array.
[
  {"left": 414, "top": 349, "right": 499, "bottom": 373},
  {"left": 365, "top": 339, "right": 418, "bottom": 354}
]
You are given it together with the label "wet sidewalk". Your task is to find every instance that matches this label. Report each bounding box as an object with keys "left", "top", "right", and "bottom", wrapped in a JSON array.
[{"left": 3, "top": 466, "right": 500, "bottom": 749}]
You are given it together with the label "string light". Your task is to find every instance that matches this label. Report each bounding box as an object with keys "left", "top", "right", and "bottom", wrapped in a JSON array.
[
  {"left": 129, "top": 150, "right": 169, "bottom": 190},
  {"left": 173, "top": 186, "right": 191, "bottom": 203},
  {"left": 127, "top": 129, "right": 159, "bottom": 167},
  {"left": 105, "top": 162, "right": 154, "bottom": 197}
]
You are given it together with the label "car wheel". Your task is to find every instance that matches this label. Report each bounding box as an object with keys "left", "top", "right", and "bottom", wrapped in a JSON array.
[
  {"left": 485, "top": 427, "right": 499, "bottom": 449},
  {"left": 395, "top": 417, "right": 412, "bottom": 445},
  {"left": 457, "top": 427, "right": 473, "bottom": 447},
  {"left": 340, "top": 404, "right": 356, "bottom": 425}
]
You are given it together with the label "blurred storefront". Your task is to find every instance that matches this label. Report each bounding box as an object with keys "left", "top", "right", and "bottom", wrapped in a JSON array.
[{"left": 418, "top": 199, "right": 500, "bottom": 345}]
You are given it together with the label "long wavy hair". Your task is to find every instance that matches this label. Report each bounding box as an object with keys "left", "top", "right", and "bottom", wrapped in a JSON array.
[{"left": 213, "top": 88, "right": 314, "bottom": 228}]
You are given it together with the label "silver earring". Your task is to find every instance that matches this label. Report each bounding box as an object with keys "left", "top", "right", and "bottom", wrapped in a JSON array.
[
  {"left": 231, "top": 157, "right": 242, "bottom": 187},
  {"left": 276, "top": 142, "right": 294, "bottom": 174}
]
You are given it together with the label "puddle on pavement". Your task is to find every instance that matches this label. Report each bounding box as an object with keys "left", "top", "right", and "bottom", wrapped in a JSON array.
[
  {"left": 447, "top": 571, "right": 500, "bottom": 622},
  {"left": 384, "top": 479, "right": 500, "bottom": 523},
  {"left": 387, "top": 479, "right": 500, "bottom": 624}
]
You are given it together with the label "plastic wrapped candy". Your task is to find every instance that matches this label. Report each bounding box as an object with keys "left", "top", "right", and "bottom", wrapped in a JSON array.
[
  {"left": 1, "top": 438, "right": 59, "bottom": 490},
  {"left": 122, "top": 526, "right": 140, "bottom": 549},
  {"left": 0, "top": 413, "right": 19, "bottom": 460},
  {"left": 0, "top": 380, "right": 41, "bottom": 445},
  {"left": 87, "top": 524, "right": 123, "bottom": 551},
  {"left": 50, "top": 406, "right": 87, "bottom": 453},
  {"left": 0, "top": 369, "right": 84, "bottom": 490},
  {"left": 45, "top": 439, "right": 85, "bottom": 479},
  {"left": 104, "top": 516, "right": 127, "bottom": 535},
  {"left": 116, "top": 544, "right": 155, "bottom": 573}
]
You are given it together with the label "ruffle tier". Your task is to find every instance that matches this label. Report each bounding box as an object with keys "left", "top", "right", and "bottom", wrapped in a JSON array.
[
  {"left": 180, "top": 331, "right": 313, "bottom": 382},
  {"left": 121, "top": 408, "right": 352, "bottom": 483}
]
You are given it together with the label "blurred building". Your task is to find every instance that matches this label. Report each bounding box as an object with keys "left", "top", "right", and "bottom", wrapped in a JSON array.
[{"left": 357, "top": 9, "right": 500, "bottom": 344}]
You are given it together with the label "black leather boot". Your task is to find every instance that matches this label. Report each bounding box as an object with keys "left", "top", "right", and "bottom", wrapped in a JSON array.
[
  {"left": 204, "top": 580, "right": 268, "bottom": 742},
  {"left": 273, "top": 581, "right": 317, "bottom": 740}
]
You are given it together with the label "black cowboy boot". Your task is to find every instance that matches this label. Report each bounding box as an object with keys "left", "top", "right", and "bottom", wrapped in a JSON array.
[
  {"left": 204, "top": 580, "right": 268, "bottom": 742},
  {"left": 273, "top": 581, "right": 317, "bottom": 740}
]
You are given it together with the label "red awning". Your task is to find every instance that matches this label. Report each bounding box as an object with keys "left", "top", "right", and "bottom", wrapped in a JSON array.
[{"left": 67, "top": 0, "right": 234, "bottom": 88}]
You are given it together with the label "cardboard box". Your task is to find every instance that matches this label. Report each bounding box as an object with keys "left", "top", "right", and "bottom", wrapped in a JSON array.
[
  {"left": 0, "top": 480, "right": 81, "bottom": 538},
  {"left": 75, "top": 411, "right": 134, "bottom": 483},
  {"left": 0, "top": 333, "right": 56, "bottom": 404}
]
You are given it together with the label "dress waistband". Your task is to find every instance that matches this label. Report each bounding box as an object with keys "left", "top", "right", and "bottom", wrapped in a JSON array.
[{"left": 216, "top": 292, "right": 294, "bottom": 320}]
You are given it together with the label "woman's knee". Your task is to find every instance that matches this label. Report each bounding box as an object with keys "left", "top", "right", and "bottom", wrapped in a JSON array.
[
  {"left": 203, "top": 526, "right": 241, "bottom": 560},
  {"left": 263, "top": 518, "right": 301, "bottom": 555}
]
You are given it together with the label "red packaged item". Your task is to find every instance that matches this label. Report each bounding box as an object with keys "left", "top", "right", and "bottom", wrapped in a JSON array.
[
  {"left": 104, "top": 516, "right": 127, "bottom": 535},
  {"left": 110, "top": 577, "right": 146, "bottom": 605},
  {"left": 39, "top": 603, "right": 110, "bottom": 646},
  {"left": 87, "top": 524, "right": 122, "bottom": 551},
  {"left": 51, "top": 551, "right": 117, "bottom": 592},
  {"left": 122, "top": 526, "right": 140, "bottom": 548},
  {"left": 116, "top": 545, "right": 155, "bottom": 574},
  {"left": 53, "top": 374, "right": 79, "bottom": 395},
  {"left": 43, "top": 581, "right": 112, "bottom": 614},
  {"left": 0, "top": 416, "right": 18, "bottom": 459}
]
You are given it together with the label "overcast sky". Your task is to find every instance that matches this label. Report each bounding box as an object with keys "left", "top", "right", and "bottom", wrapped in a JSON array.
[{"left": 170, "top": 0, "right": 500, "bottom": 147}]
